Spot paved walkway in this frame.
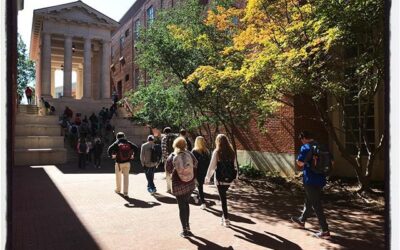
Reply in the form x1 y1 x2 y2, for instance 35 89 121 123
11 160 385 250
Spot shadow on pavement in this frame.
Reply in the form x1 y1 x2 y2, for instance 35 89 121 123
12 167 100 250
228 179 386 249
204 206 255 224
152 193 177 204
186 235 234 250
118 194 161 208
230 225 302 250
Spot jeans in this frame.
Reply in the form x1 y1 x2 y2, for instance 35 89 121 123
197 179 206 204
94 154 101 167
300 185 329 232
78 153 86 168
176 193 191 230
145 167 156 189
217 185 230 219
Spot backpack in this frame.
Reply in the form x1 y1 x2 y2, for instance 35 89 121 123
165 135 177 154
117 142 133 162
78 142 87 153
151 144 162 163
307 142 333 175
173 151 194 182
216 160 237 183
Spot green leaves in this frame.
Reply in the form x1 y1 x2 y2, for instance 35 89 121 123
17 34 35 97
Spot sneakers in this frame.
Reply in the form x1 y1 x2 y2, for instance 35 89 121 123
148 188 157 194
314 231 331 239
200 204 206 210
291 217 305 229
123 193 129 198
192 195 199 204
221 217 230 227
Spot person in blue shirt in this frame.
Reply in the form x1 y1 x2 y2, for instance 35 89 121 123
291 131 331 239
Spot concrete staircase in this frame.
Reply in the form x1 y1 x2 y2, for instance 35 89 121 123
111 117 149 147
14 106 67 166
17 104 39 115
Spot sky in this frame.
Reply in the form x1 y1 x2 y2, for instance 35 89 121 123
18 0 135 88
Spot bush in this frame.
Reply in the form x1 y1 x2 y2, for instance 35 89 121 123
239 164 265 178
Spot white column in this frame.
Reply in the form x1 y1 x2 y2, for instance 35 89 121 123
83 37 92 98
51 68 55 98
41 32 51 97
63 35 73 97
78 69 83 99
101 40 111 99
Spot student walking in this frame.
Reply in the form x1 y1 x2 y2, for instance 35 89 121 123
93 136 104 168
161 127 177 193
291 131 331 238
107 132 138 197
165 137 198 237
25 86 33 104
179 129 192 151
205 134 238 227
140 135 159 194
191 136 211 209
77 137 89 169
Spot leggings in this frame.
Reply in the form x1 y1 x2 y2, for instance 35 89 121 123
176 193 191 230
217 185 230 219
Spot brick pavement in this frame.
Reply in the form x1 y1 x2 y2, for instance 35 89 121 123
11 160 385 250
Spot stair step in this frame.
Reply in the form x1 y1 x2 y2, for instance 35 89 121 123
16 114 59 125
15 124 61 136
14 148 67 166
15 136 64 149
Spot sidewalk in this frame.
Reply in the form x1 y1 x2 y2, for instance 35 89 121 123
11 161 385 250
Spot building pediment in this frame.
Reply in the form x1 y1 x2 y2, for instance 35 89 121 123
34 1 119 28
30 1 119 60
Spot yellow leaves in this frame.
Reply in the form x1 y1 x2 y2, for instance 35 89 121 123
185 66 243 91
205 6 243 31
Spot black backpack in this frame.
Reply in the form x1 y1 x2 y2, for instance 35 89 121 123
216 160 237 183
78 142 87 153
307 142 333 175
165 135 176 155
151 144 162 163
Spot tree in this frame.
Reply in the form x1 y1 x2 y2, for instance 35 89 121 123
188 0 384 191
17 34 35 98
134 0 266 149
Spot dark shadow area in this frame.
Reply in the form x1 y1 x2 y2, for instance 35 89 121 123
227 178 385 249
152 193 177 204
186 235 234 250
204 206 255 224
12 167 100 250
120 194 161 208
230 225 301 250
54 158 145 175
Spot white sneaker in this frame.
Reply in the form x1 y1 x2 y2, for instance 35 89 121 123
221 217 230 227
200 204 206 210
192 194 199 204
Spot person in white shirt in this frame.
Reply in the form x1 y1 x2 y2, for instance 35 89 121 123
205 134 238 227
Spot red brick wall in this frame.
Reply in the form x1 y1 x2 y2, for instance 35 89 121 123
234 98 296 155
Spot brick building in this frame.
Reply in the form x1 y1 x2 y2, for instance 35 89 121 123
111 1 385 180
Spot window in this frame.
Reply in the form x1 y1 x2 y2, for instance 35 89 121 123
134 68 140 88
125 29 130 37
119 35 125 50
344 88 375 155
171 0 174 7
134 19 140 40
146 6 155 26
125 74 130 82
160 0 164 9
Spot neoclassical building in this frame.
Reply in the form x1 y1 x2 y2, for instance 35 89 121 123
30 1 119 114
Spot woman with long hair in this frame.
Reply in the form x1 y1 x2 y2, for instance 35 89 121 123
205 134 238 227
166 137 198 237
191 136 211 209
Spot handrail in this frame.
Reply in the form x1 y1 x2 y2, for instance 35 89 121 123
122 97 134 116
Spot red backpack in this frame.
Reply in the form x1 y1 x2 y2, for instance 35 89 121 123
117 143 133 162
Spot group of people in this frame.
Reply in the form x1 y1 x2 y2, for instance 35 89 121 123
106 126 243 238
105 128 332 239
